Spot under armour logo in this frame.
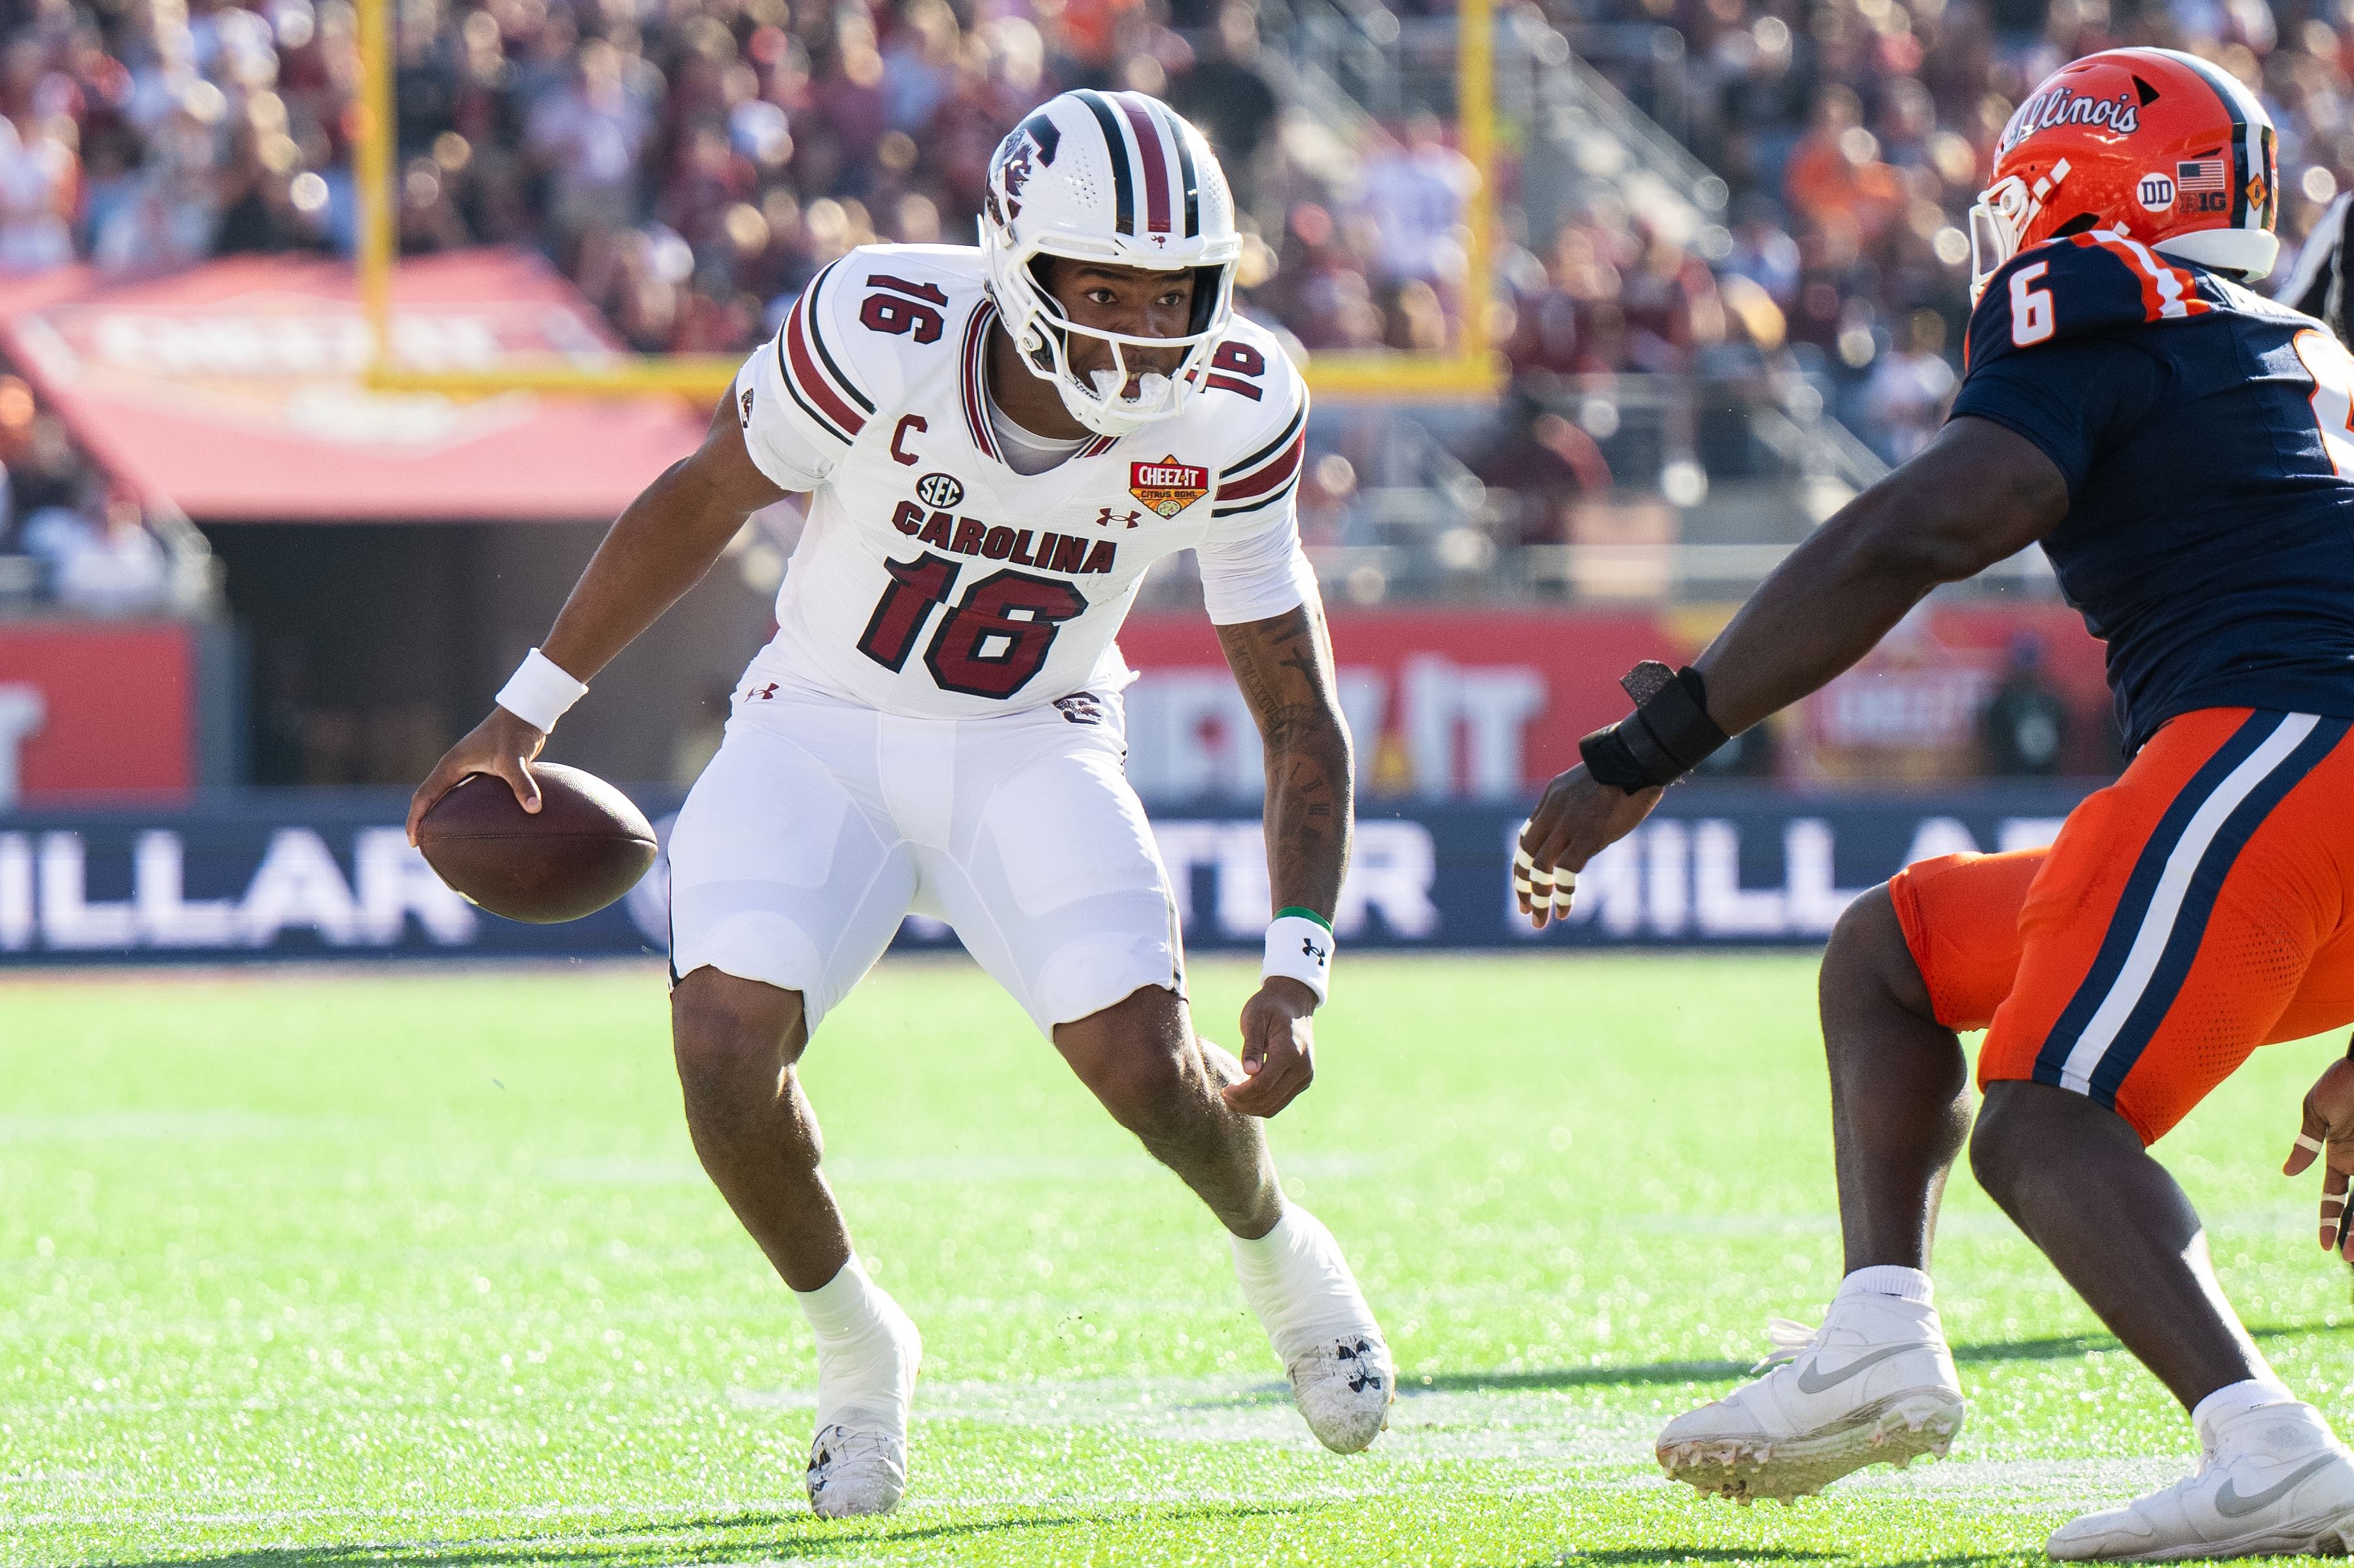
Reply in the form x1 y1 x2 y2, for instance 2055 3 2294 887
1095 506 1143 529
1302 937 1327 966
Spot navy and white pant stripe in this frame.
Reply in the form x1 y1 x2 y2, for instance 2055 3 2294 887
2033 710 2351 1105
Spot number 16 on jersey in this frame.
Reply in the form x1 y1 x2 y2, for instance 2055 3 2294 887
856 553 1089 701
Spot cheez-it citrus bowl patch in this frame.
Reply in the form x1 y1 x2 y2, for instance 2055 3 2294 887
1130 457 1210 518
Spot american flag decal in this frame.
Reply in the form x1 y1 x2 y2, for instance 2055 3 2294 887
2176 159 2228 193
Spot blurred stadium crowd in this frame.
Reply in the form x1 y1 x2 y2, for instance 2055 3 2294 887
1625 0 2346 461
0 0 1410 355
0 0 2338 607
0 370 176 614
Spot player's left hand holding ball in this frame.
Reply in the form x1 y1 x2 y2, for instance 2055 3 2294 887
2285 1054 2354 1257
1515 763 1664 931
1224 977 1318 1118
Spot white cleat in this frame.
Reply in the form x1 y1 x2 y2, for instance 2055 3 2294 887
2047 1401 2354 1562
1657 1295 1965 1505
806 1422 908 1520
803 1295 921 1519
1232 1206 1395 1454
1284 1330 1396 1454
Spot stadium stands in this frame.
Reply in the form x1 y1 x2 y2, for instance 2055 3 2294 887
1578 0 2342 461
0 0 2326 619
0 368 211 614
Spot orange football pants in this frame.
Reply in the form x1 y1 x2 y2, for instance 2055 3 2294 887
1888 707 2354 1143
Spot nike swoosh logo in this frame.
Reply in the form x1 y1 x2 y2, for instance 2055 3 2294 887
1793 1345 1914 1394
2215 1455 2338 1518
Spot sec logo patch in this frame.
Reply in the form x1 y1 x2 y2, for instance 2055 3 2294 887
915 472 966 509
1129 457 1209 518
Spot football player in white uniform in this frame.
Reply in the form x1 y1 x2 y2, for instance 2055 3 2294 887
409 89 1394 1516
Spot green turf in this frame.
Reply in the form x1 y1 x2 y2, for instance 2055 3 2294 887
5 953 2353 1567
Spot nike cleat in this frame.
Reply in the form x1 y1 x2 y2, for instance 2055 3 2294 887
2048 1400 2354 1561
1657 1293 1965 1505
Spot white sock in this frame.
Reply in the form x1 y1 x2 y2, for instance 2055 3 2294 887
2192 1378 2300 1448
1836 1265 1936 1307
796 1256 912 1427
1231 1204 1376 1355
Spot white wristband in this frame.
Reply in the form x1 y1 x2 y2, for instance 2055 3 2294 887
495 647 588 733
1263 907 1333 1004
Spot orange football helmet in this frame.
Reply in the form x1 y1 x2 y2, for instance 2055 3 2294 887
1969 47 2278 302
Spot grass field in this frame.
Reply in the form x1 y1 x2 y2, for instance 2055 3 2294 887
8 953 2354 1567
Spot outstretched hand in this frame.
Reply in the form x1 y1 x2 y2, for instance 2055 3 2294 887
406 706 549 846
1514 763 1664 930
2284 1054 2354 1257
1224 977 1318 1119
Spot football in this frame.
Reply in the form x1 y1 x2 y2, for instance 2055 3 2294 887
417 763 658 924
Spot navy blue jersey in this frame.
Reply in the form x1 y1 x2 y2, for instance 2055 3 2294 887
1949 230 2354 753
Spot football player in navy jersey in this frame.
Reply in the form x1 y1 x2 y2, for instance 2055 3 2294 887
1517 46 2354 1559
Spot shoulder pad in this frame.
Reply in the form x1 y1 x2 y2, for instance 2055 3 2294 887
836 243 989 308
1965 231 2213 373
1208 332 1307 520
773 256 883 441
777 247 987 436
1195 318 1305 430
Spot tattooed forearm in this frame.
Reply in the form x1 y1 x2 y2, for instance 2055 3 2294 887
1217 603 1354 920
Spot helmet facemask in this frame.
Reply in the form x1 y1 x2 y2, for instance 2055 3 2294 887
1969 162 2069 303
987 227 1238 438
977 91 1244 441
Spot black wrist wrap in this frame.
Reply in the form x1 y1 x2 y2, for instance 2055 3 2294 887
1579 725 1648 789
1577 661 1732 793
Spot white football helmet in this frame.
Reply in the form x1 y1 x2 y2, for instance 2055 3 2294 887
980 90 1242 438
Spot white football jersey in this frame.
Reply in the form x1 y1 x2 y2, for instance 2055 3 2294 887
731 243 1312 719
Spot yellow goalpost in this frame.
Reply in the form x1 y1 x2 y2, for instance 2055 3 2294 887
354 0 1498 403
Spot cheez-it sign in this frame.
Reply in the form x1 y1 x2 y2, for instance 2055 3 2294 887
1130 457 1209 518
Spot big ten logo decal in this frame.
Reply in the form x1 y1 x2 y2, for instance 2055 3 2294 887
2175 158 2230 214
860 275 951 344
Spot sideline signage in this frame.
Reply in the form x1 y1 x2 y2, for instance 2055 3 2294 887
0 784 2091 965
